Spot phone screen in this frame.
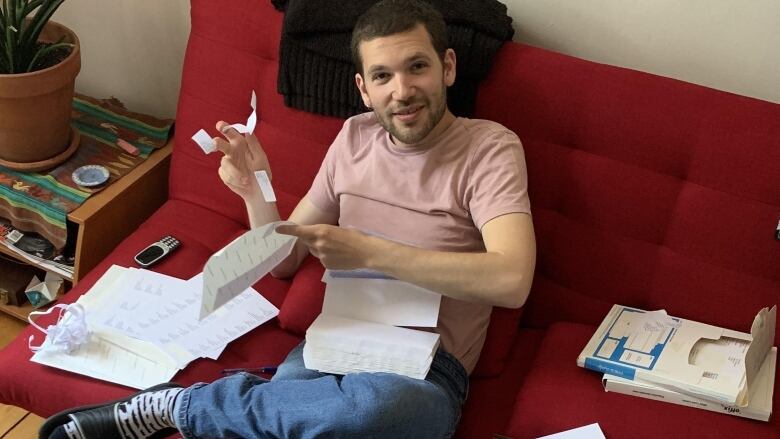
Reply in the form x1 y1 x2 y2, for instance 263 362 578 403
136 245 164 264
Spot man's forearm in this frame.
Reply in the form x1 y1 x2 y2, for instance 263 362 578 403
244 194 304 278
365 238 533 309
244 194 281 229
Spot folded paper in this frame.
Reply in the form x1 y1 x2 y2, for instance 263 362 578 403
201 221 295 319
25 271 63 308
192 91 257 154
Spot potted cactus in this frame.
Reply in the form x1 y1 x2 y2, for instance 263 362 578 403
0 0 81 171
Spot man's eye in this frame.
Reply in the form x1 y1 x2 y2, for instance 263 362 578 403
372 73 389 82
411 63 427 71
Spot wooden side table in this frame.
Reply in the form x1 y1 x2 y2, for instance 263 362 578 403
0 141 173 321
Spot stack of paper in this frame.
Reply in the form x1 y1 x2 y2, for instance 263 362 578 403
31 264 279 388
87 267 279 368
304 314 440 379
303 271 442 379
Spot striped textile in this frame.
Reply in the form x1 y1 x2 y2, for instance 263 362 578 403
0 94 173 250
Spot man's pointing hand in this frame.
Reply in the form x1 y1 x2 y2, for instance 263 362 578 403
275 224 376 270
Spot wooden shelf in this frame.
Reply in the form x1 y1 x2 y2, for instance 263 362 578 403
0 301 39 322
0 243 74 281
67 142 172 284
0 141 173 322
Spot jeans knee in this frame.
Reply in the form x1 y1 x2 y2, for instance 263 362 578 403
340 375 457 438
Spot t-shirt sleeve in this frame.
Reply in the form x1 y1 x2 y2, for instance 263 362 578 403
466 130 531 230
305 128 344 214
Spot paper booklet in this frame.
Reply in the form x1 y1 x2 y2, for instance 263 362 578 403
602 347 776 421
577 304 776 407
303 270 442 380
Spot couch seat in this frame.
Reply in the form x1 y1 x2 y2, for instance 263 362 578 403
505 322 779 438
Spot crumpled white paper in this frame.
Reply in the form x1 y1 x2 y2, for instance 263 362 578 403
28 303 90 354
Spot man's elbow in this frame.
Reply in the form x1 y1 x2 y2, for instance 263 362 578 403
502 281 531 309
497 268 534 309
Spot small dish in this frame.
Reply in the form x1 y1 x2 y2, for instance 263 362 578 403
72 165 109 187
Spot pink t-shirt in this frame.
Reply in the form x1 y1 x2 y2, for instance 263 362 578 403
307 112 531 373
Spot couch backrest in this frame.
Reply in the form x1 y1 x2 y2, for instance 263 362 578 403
175 1 780 337
173 0 344 226
475 44 780 335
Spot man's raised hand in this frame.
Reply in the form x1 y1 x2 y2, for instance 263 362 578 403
214 121 272 200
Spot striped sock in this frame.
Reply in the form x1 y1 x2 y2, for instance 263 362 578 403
55 387 182 439
115 387 182 437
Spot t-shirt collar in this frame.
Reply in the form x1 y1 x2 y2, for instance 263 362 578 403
384 115 461 156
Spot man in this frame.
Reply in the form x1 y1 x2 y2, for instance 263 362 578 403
41 0 535 437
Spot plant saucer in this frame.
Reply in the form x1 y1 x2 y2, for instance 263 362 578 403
72 165 109 187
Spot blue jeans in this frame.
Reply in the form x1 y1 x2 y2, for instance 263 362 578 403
174 341 469 438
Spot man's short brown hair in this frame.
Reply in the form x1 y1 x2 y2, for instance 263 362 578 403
351 0 448 75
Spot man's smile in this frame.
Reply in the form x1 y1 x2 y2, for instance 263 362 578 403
392 104 424 122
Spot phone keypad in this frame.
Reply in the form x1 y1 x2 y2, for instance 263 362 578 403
161 235 180 250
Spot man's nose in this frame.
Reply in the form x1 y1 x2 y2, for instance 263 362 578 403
392 74 416 101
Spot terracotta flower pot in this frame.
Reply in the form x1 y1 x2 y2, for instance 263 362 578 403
0 20 81 172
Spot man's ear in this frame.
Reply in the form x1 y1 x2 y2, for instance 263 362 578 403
355 73 372 108
443 48 456 87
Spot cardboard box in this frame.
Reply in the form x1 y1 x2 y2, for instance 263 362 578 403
602 347 776 421
577 304 776 406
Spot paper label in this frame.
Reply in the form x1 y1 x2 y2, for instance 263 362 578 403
200 221 295 319
254 170 276 202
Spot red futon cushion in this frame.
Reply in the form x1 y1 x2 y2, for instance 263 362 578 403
506 322 780 439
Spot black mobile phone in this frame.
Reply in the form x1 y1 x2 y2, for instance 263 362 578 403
134 235 180 268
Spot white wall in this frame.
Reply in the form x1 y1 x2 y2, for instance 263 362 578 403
52 0 779 119
504 0 780 104
53 0 190 118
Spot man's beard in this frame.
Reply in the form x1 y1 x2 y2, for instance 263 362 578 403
376 83 447 145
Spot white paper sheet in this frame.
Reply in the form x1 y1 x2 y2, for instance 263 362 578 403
89 268 191 339
610 309 678 353
536 423 606 439
91 268 279 367
30 263 281 387
201 221 295 319
181 273 278 363
321 271 441 327
31 328 178 390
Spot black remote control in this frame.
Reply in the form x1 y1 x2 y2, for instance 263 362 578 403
134 235 180 268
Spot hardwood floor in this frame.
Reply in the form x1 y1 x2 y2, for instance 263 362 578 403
0 312 44 437
0 311 25 350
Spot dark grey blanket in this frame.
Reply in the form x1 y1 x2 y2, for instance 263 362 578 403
274 0 514 118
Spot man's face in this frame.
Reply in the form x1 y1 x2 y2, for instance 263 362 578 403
355 24 456 147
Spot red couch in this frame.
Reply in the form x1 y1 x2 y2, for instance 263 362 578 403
1 1 778 437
